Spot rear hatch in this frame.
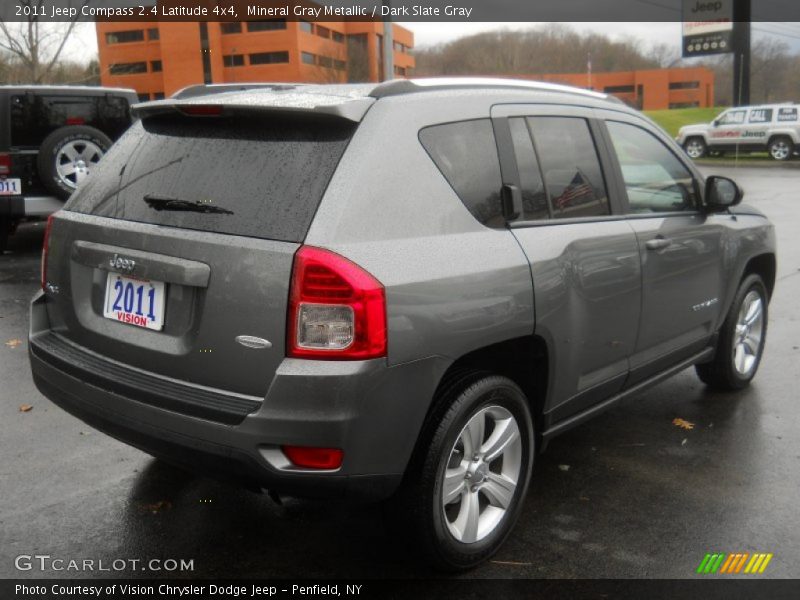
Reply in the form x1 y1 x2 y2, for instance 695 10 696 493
42 105 358 400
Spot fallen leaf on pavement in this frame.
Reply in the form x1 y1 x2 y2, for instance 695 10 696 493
673 418 695 430
5 339 22 349
19 404 33 412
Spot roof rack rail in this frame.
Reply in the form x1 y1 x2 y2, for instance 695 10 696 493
370 77 611 101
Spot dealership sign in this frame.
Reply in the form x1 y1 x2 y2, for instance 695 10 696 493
682 0 733 57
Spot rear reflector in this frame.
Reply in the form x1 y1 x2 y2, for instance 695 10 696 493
41 214 55 291
282 446 343 470
287 246 387 360
0 153 10 176
178 105 223 117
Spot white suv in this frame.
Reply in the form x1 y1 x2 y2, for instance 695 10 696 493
676 104 800 161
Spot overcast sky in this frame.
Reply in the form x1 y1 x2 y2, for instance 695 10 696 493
63 21 797 65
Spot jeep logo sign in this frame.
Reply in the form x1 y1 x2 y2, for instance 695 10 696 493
682 0 733 58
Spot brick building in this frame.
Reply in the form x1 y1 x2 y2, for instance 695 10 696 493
96 20 415 100
517 67 715 110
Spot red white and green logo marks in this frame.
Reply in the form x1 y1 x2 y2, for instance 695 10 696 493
697 552 773 575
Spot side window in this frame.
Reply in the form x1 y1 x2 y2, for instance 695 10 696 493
719 110 746 125
527 116 609 219
508 118 549 220
606 121 697 214
748 108 773 123
419 119 503 228
777 107 798 122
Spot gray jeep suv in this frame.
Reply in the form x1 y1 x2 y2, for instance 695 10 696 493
28 78 776 570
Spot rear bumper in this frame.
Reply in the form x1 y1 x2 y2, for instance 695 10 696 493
0 195 25 219
29 292 447 501
0 195 61 219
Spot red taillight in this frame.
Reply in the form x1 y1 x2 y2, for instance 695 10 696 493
41 214 55 291
282 446 343 470
287 246 387 360
0 153 11 176
179 105 223 116
65 117 85 125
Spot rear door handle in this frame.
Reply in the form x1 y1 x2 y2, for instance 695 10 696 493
645 237 672 251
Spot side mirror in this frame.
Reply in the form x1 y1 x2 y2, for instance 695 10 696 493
712 119 720 127
705 176 742 211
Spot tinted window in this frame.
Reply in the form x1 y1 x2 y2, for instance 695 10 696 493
223 54 245 67
10 94 131 147
748 108 773 123
65 115 355 243
508 118 549 220
147 28 159 40
110 62 147 75
250 51 289 65
150 60 162 72
419 120 503 228
527 117 609 219
105 30 144 44
777 107 798 122
220 22 242 34
301 52 316 65
607 121 697 214
299 20 313 33
719 110 746 125
247 19 286 32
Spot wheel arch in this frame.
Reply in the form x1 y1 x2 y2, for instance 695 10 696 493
743 252 776 300
406 336 550 473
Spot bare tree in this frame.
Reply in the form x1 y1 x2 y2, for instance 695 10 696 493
749 37 791 103
0 0 88 83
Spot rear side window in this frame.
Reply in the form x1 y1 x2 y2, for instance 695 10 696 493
66 114 355 243
419 119 503 228
748 108 773 123
527 117 609 219
777 107 798 122
10 94 131 147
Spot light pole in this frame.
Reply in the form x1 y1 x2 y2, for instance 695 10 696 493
382 1 394 81
732 0 751 106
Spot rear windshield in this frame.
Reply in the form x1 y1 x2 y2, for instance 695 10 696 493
66 113 355 242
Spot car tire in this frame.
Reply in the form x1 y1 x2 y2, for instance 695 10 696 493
683 137 707 159
768 136 793 161
696 274 768 391
37 125 112 200
389 372 534 571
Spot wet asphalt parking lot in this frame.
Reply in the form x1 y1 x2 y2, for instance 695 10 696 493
1 166 799 580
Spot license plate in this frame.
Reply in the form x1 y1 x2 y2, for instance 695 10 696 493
0 178 21 195
103 273 166 331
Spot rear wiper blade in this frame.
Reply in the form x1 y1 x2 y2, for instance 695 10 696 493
143 194 234 215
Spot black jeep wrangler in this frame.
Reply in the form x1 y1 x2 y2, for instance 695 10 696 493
0 86 138 253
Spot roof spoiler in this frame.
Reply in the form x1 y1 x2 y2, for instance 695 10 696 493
131 97 374 123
